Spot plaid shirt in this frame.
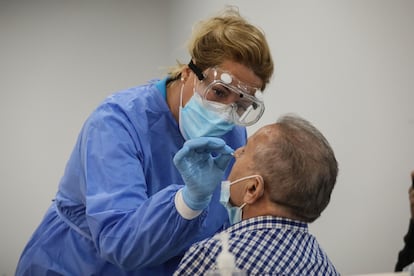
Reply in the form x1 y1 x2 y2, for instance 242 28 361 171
174 216 339 276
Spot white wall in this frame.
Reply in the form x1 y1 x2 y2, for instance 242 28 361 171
1 1 414 275
0 1 170 275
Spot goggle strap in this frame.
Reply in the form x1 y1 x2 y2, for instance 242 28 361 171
188 60 205 81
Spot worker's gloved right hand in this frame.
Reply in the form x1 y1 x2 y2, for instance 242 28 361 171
173 137 234 210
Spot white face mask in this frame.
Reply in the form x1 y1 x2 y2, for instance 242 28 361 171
219 175 261 225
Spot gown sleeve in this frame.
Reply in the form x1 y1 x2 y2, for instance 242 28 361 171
80 102 208 270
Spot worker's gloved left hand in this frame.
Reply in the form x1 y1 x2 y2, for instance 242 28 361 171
173 137 234 210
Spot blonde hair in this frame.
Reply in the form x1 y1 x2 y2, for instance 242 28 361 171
169 7 274 90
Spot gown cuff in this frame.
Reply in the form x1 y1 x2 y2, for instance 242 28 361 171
175 189 203 220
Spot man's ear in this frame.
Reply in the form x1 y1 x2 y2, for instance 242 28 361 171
243 175 264 204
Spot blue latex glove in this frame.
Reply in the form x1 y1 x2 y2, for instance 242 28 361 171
173 137 234 210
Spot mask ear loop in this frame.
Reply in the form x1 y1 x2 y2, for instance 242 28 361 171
230 174 262 186
193 77 197 96
179 80 185 109
178 82 189 141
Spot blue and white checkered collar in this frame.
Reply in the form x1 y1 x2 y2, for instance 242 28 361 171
227 215 309 234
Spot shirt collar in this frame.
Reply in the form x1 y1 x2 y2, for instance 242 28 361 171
228 216 309 234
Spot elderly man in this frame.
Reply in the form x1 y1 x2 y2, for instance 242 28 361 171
174 114 339 275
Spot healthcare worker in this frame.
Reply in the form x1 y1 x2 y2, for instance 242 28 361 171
16 7 274 276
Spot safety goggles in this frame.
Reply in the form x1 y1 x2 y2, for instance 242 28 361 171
189 61 265 126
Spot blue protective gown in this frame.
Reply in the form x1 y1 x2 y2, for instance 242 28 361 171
16 78 247 275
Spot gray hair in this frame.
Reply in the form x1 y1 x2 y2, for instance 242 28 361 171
253 114 338 222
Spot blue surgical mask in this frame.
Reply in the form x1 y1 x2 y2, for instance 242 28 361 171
220 175 261 225
178 85 234 140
